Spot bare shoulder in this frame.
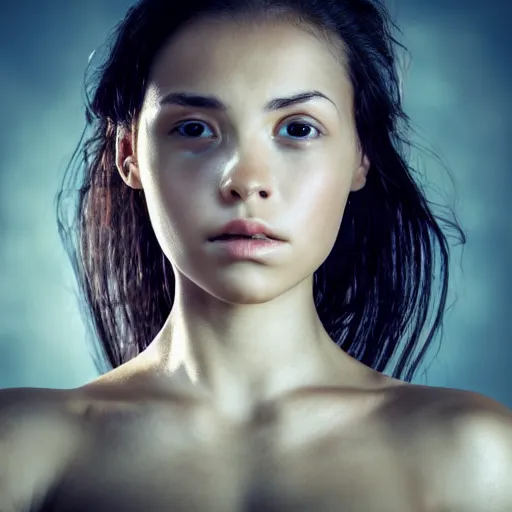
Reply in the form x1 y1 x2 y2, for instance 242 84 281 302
0 385 83 436
392 383 512 512
0 386 84 511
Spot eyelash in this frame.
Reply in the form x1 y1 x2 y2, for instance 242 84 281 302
168 118 323 141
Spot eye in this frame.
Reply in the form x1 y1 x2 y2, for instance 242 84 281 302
168 118 323 141
276 119 322 140
168 120 215 139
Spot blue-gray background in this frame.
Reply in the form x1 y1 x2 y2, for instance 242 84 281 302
0 0 510 407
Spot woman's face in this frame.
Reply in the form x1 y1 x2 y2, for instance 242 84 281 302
130 18 369 304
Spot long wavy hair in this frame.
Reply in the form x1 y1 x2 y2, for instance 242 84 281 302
55 0 466 383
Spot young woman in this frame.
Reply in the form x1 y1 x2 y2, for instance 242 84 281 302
1 0 511 510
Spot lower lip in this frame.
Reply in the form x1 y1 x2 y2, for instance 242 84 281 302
209 238 285 259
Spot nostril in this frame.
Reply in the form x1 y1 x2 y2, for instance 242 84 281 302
259 191 269 198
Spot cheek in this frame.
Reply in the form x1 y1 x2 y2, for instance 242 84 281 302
149 176 208 238
137 129 205 258
290 165 348 241
139 164 212 262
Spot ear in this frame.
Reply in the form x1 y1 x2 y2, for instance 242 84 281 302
115 124 143 190
351 154 370 192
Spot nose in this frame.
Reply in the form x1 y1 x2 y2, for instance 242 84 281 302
219 163 273 203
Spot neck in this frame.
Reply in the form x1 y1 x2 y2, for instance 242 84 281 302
143 274 376 420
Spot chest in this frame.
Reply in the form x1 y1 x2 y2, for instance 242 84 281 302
41 408 428 512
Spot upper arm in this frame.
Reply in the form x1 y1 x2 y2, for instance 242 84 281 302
0 388 79 511
432 392 512 512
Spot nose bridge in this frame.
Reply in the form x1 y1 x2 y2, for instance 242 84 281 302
219 140 274 201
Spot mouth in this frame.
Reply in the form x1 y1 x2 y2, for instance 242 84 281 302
209 233 276 242
208 218 286 244
207 231 284 259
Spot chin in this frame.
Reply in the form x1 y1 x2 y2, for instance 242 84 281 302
205 278 291 305
175 257 317 305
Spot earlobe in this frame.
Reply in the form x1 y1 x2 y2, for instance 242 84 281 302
121 157 143 190
115 126 143 190
351 155 371 192
362 155 370 175
361 154 370 180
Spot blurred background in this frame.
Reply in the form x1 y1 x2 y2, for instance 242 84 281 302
0 0 510 407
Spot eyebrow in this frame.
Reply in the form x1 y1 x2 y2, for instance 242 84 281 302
158 90 338 112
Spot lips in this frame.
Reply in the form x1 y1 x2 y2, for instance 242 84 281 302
212 233 273 241
208 219 284 242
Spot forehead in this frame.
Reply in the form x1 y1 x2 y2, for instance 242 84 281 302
145 18 353 109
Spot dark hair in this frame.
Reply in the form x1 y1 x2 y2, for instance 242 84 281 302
55 0 466 383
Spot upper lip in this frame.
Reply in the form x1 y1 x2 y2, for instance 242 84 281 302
208 219 285 241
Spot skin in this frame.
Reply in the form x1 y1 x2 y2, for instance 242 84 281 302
113 17 393 423
2 16 512 512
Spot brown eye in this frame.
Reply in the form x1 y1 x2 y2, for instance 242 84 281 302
169 120 214 138
277 119 322 140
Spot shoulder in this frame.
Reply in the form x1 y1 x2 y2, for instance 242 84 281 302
0 387 85 510
443 390 512 511
0 385 84 430
402 385 512 512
